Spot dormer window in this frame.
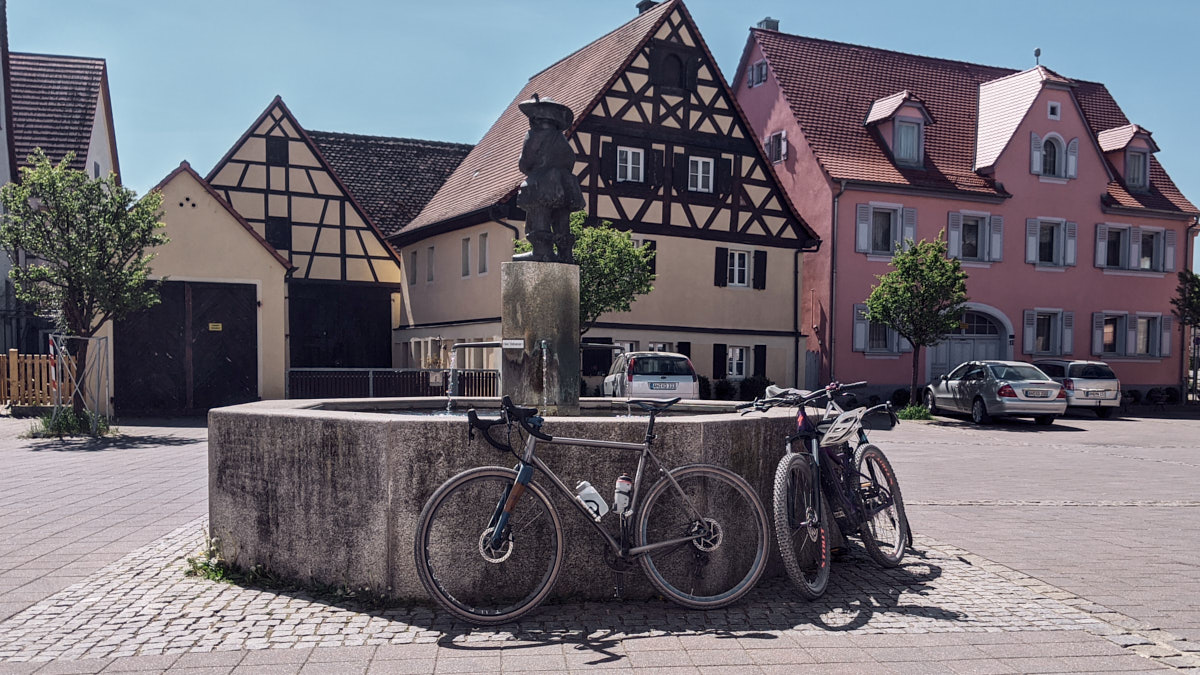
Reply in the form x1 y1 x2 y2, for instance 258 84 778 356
1127 150 1149 191
864 90 933 170
1047 102 1061 120
894 121 921 165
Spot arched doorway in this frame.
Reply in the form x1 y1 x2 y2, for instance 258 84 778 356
928 310 1005 380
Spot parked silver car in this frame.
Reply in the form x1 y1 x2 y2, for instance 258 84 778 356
925 360 1066 425
603 351 699 400
1032 359 1121 419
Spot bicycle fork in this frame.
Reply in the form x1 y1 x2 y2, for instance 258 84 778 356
487 462 534 549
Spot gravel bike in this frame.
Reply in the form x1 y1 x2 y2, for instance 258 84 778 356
414 395 770 625
739 381 910 599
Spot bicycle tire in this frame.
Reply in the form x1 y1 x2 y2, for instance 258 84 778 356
414 466 564 625
636 464 769 609
773 452 830 599
853 444 908 568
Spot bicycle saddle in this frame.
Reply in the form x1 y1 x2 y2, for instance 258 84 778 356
629 397 681 413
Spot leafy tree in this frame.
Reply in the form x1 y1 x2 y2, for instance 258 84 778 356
0 150 168 412
1171 269 1200 329
515 211 655 335
865 235 968 402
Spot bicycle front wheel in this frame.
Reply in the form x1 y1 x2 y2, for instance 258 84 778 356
854 444 908 567
636 464 769 609
414 466 564 625
773 452 830 599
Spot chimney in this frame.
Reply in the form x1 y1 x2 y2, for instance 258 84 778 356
636 0 659 14
756 17 780 31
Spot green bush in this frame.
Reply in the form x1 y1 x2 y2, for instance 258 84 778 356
738 376 772 401
713 378 736 400
33 408 111 437
896 405 931 421
697 375 711 400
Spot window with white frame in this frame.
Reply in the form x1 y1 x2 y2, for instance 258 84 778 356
1031 133 1077 179
1034 312 1058 354
727 346 747 378
765 131 786 163
747 60 767 88
1096 223 1173 273
1092 311 1171 358
617 146 644 183
1102 315 1124 354
1047 101 1061 120
1127 150 1149 191
461 238 471 277
426 246 435 282
648 342 671 352
894 120 921 165
408 250 418 285
1042 136 1062 176
853 303 909 354
478 233 488 274
688 156 713 193
727 249 749 287
615 340 638 355
1106 228 1126 268
1027 219 1076 267
867 321 890 352
961 215 985 260
1023 309 1071 356
1038 222 1058 264
1139 230 1162 270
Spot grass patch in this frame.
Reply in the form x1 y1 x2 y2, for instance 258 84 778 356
28 408 112 438
896 405 932 421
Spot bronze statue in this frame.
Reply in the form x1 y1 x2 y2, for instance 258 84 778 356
514 95 585 264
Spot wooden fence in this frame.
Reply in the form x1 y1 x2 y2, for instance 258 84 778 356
0 349 76 407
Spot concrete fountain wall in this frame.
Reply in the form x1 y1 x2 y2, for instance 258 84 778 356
208 397 794 602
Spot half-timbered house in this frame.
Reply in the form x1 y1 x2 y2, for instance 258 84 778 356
394 0 820 388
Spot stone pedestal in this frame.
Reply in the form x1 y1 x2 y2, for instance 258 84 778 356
501 261 580 415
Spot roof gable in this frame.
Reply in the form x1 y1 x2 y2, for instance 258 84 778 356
206 98 405 284
865 91 933 126
975 66 1074 172
8 53 106 172
1097 124 1158 153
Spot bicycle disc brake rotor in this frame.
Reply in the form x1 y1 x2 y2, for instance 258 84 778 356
803 505 820 542
478 527 514 563
690 517 723 552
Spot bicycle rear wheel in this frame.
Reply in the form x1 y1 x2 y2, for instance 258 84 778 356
854 444 908 567
773 452 830 599
414 466 563 625
636 464 769 609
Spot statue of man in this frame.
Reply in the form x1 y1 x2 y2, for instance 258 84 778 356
515 95 585 263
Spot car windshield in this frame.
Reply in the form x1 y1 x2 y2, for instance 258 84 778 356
987 364 1047 381
1068 363 1116 379
631 357 693 376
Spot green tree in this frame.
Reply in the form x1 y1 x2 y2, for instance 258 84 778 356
1171 269 1200 329
865 235 969 402
0 150 168 412
515 211 655 334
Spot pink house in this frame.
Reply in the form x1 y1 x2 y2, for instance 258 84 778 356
734 21 1198 398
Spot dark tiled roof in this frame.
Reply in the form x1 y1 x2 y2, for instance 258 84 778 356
752 31 1197 214
307 131 472 237
8 53 105 172
405 0 676 233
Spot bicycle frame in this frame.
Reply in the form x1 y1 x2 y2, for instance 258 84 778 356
487 426 706 560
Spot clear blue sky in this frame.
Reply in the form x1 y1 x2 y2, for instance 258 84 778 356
12 0 1199 257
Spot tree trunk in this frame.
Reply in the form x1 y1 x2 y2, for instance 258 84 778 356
910 345 921 407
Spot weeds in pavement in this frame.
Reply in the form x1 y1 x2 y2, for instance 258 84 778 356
896 405 932 421
28 408 112 438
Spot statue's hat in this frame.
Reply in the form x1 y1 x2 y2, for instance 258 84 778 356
518 94 574 130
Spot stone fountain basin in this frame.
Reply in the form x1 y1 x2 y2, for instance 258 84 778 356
208 397 794 603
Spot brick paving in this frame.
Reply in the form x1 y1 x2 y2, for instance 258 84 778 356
0 411 1197 672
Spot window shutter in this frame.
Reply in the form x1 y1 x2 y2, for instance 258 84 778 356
1126 320 1139 357
947 212 963 258
713 343 727 380
672 153 688 193
1022 310 1036 355
676 341 690 357
1030 133 1043 175
855 204 871 253
1064 222 1077 266
780 130 788 160
901 208 917 251
601 142 617 184
1061 312 1074 355
852 304 868 352
752 250 767 289
646 149 664 187
1092 313 1104 355
713 247 728 287
685 56 699 91
1025 219 1039 264
645 239 657 275
989 215 1004 261
1129 226 1141 267
753 344 767 378
1095 223 1109 267
717 157 733 196
1161 316 1173 357
1165 229 1177 272
1066 138 1079 178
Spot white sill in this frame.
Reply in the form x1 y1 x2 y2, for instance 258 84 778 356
865 353 901 359
866 254 894 262
959 260 993 269
1101 268 1166 279
1033 265 1066 272
1038 176 1069 184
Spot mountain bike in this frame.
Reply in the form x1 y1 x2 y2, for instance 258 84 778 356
739 381 910 599
414 395 770 625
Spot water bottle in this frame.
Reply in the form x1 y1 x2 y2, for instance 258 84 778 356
575 481 609 521
613 474 633 516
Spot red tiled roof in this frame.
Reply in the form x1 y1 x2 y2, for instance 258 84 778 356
752 31 1197 214
405 0 676 233
308 131 472 238
1096 123 1157 153
8 53 105 172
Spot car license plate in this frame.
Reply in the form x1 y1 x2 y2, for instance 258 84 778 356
650 382 677 390
1026 390 1049 398
1085 390 1103 398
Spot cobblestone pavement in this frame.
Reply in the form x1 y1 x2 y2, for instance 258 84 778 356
0 412 1197 673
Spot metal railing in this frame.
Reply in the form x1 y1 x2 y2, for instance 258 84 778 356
287 368 499 399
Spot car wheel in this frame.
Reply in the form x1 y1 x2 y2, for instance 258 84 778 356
925 388 938 415
1034 415 1055 426
1096 407 1114 420
971 398 991 425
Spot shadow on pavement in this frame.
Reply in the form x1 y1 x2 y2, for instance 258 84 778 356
926 415 1086 433
29 433 204 452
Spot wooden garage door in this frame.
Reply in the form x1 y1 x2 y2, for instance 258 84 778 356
114 281 258 414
